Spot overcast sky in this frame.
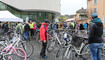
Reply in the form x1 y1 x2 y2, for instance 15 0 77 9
61 0 87 15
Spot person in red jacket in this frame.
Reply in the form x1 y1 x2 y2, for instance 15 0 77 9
40 19 49 58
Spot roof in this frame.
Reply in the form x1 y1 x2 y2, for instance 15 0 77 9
76 8 88 13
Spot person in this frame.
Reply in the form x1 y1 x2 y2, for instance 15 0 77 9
2 22 9 33
29 20 35 39
52 22 57 30
79 23 84 30
75 23 79 34
24 21 30 41
37 22 41 29
40 19 49 58
64 22 67 29
83 22 87 30
16 22 23 34
88 13 103 60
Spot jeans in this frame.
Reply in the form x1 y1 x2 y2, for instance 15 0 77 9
89 43 103 60
24 31 30 40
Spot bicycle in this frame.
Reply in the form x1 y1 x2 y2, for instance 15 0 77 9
0 30 34 58
0 32 27 60
18 33 34 58
47 30 63 54
62 35 90 60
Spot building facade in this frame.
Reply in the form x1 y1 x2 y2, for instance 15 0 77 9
0 0 61 23
76 8 88 24
88 0 105 24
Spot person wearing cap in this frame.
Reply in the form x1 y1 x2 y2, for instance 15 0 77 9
88 13 103 60
40 19 49 58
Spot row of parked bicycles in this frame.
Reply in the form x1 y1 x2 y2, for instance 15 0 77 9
0 28 105 60
0 29 34 60
46 29 105 60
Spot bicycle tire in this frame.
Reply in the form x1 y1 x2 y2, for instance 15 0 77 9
80 43 90 60
0 48 26 60
47 40 56 53
13 48 26 60
18 41 34 58
56 47 63 58
101 43 105 56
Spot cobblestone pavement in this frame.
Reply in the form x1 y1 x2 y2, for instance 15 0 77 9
24 39 105 60
16 28 105 60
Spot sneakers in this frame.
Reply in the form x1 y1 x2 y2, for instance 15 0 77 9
41 56 48 59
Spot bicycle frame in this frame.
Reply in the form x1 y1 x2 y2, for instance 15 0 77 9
53 30 62 45
73 42 86 55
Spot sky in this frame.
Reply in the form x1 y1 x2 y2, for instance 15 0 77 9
61 0 87 15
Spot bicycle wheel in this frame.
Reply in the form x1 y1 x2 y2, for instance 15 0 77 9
56 46 64 58
12 48 26 60
18 41 34 58
80 44 90 60
47 40 56 53
101 43 105 56
0 49 25 60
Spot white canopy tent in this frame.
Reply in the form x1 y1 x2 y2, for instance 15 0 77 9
0 10 23 22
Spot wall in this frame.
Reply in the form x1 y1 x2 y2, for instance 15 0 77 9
0 0 60 15
88 0 105 23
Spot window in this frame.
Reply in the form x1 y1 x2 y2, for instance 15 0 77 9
93 8 98 13
103 17 105 24
93 0 98 5
0 2 6 10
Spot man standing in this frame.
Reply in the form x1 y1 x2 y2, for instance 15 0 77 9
88 13 103 60
40 19 49 58
29 20 34 39
24 21 30 41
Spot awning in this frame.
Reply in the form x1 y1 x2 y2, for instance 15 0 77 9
0 10 23 22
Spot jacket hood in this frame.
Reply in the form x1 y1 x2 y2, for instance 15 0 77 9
91 18 101 23
42 22 48 26
92 18 103 27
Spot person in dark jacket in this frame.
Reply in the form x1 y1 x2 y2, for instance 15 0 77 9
2 22 9 33
24 22 30 40
80 23 84 30
88 13 103 60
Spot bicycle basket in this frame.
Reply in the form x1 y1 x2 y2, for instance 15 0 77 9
71 35 84 47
